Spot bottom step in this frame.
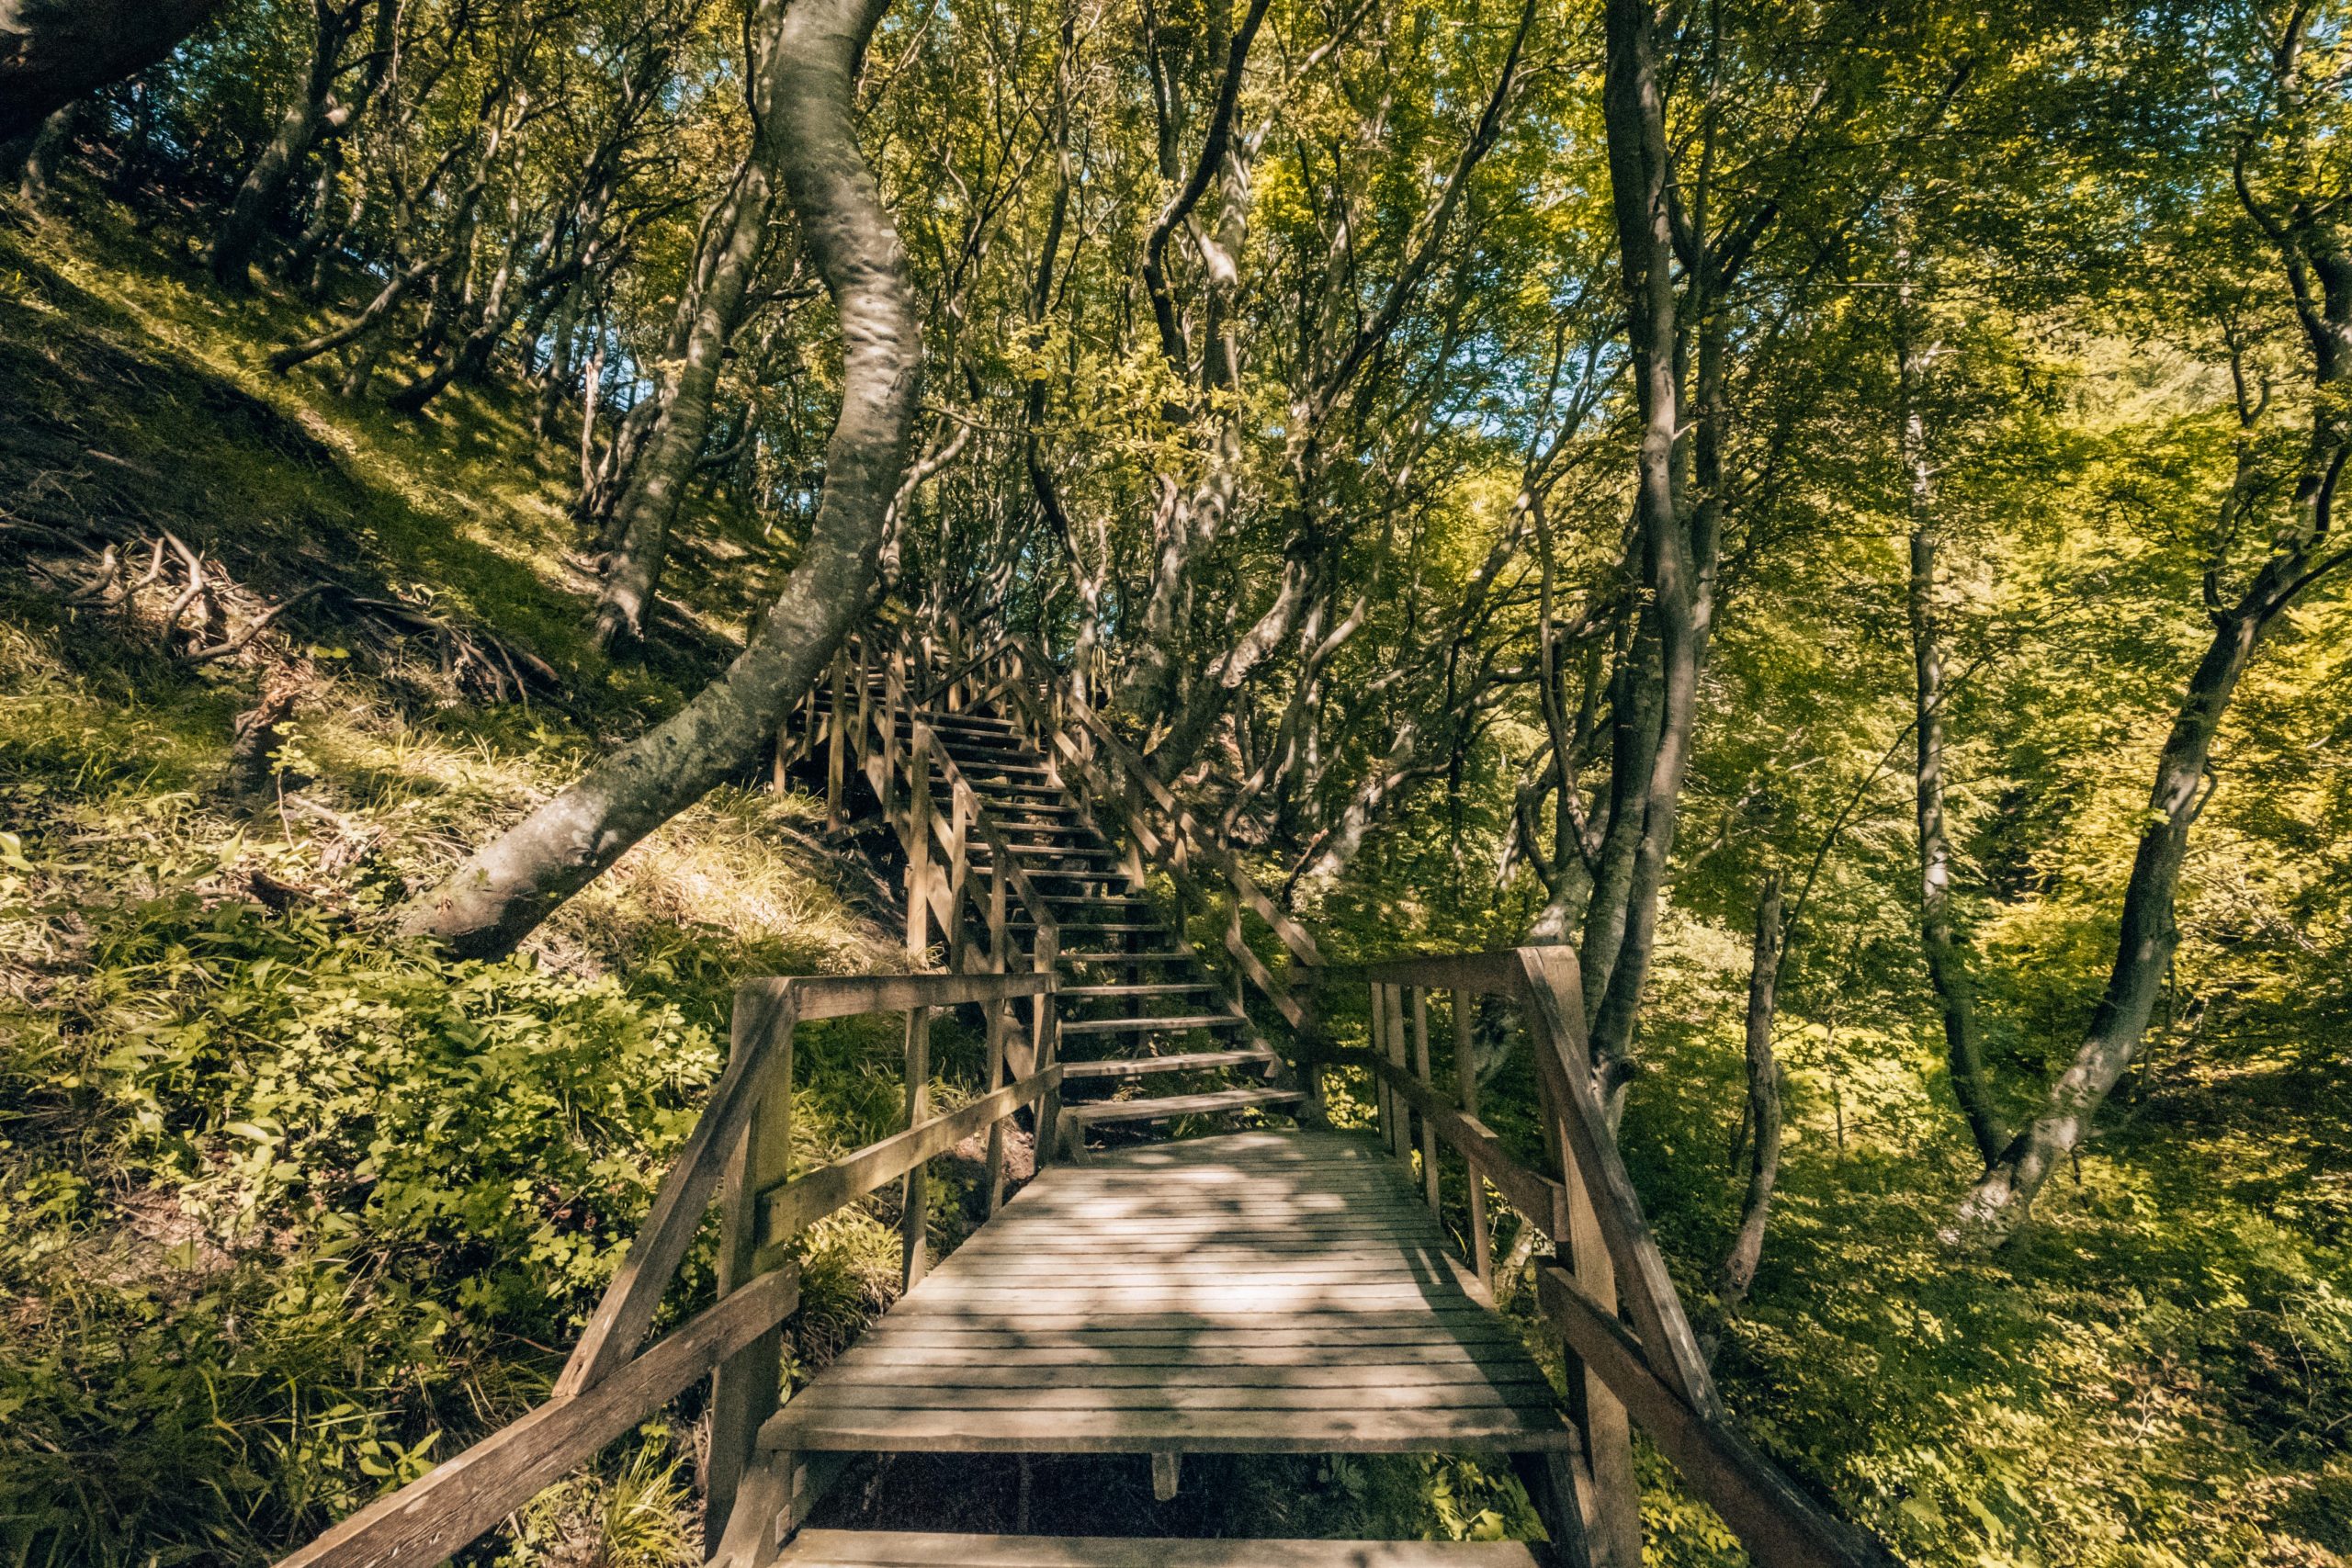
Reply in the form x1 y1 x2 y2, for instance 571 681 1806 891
1064 1086 1305 1125
777 1531 1541 1567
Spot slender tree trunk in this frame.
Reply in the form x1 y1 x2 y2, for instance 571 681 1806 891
1951 562 2324 1236
1718 873 1782 1316
402 0 918 957
1586 0 1698 1095
593 161 776 647
1899 314 2003 1165
0 0 226 142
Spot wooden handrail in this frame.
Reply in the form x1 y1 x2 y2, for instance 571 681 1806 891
277 967 1059 1568
1325 946 1897 1568
1537 1268 1897 1568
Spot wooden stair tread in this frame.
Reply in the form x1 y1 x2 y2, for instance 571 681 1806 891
1062 1050 1274 1078
776 1532 1542 1567
1065 1087 1306 1124
1061 1013 1248 1036
1059 951 1193 963
1059 982 1215 997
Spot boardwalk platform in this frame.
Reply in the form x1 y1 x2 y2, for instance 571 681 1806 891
761 1130 1571 1456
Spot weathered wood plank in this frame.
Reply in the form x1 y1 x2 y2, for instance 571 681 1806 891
737 969 1053 1023
807 1360 1555 1389
763 1406 1571 1454
1336 951 1530 996
780 1382 1555 1414
278 1265 799 1568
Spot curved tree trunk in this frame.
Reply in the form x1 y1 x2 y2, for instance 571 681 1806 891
402 0 919 958
1956 30 2352 1239
0 0 226 143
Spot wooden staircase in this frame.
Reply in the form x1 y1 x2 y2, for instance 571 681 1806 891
786 626 1317 1151
279 626 1901 1568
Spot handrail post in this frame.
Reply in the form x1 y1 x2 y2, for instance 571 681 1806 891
1383 984 1412 1180
983 990 1010 1215
1033 930 1062 1163
905 724 933 961
901 1004 932 1288
1409 986 1439 1215
1456 992 1493 1292
706 994 798 1556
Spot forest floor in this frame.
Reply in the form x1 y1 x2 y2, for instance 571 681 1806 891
2 202 2348 1568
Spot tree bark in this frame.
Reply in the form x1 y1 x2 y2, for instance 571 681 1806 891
1586 0 1700 1091
1718 873 1781 1317
8 99 69 205
0 0 226 142
401 0 918 957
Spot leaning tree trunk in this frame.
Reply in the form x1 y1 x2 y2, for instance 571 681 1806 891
1955 61 2352 1240
402 0 918 958
593 161 777 648
1950 551 2328 1239
0 0 226 142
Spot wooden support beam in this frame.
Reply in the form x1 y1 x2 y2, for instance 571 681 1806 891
1455 995 1493 1293
1152 1450 1182 1503
708 1009 797 1553
1410 987 1439 1215
559 985 798 1397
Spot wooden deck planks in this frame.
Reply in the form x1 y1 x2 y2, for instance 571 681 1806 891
762 1130 1569 1456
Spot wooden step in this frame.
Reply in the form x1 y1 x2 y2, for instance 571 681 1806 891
1043 894 1154 907
1059 951 1193 964
1065 1087 1306 1125
777 1532 1542 1566
1061 982 1216 998
1062 1013 1248 1036
1012 921 1163 934
945 761 1048 780
1061 1049 1274 1079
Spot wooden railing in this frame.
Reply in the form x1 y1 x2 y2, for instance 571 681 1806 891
779 630 1067 1009
777 617 1318 1063
899 623 1324 1045
278 968 1059 1568
1318 948 1896 1568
